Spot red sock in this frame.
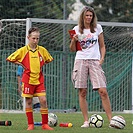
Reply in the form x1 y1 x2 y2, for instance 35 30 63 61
26 108 34 125
40 108 48 125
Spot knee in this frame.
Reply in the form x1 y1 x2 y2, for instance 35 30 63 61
39 97 47 105
98 89 108 99
79 89 87 98
26 98 32 106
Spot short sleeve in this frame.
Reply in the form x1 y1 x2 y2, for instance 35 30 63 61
6 48 24 63
97 24 103 35
39 46 53 63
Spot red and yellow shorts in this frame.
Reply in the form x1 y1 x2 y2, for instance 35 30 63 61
21 82 46 98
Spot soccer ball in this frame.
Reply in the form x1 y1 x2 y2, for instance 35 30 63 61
89 114 104 128
48 113 58 127
110 115 126 129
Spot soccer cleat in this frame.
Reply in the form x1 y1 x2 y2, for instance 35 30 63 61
81 121 89 128
42 124 54 130
27 124 34 130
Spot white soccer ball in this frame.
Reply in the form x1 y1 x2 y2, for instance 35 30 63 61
48 113 58 127
110 115 126 129
89 114 104 128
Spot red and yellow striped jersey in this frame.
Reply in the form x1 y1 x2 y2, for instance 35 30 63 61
6 45 53 85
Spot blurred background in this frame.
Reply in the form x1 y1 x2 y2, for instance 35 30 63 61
0 0 132 22
0 0 133 112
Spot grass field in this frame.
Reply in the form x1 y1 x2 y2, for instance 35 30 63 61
0 112 133 133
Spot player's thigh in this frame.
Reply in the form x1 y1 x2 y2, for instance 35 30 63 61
21 83 35 97
34 83 46 97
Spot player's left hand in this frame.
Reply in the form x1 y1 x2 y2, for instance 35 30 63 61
99 59 104 65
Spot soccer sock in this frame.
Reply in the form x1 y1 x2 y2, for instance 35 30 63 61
26 108 34 125
40 108 48 125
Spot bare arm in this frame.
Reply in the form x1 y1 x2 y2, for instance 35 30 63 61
69 34 78 52
14 61 22 65
98 32 106 65
15 62 26 70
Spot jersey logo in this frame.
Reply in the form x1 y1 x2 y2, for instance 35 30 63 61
40 56 43 62
78 34 97 49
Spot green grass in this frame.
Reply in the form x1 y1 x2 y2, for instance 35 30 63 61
0 112 133 133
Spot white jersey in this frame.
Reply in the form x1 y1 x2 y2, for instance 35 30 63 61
73 24 103 60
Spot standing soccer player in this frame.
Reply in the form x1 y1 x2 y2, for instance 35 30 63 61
6 27 53 130
70 6 112 127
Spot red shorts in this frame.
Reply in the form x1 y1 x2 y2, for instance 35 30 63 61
21 82 46 98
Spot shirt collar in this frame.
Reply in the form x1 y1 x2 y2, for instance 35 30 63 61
27 44 39 52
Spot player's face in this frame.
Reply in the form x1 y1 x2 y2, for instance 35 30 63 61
84 11 93 25
28 32 40 45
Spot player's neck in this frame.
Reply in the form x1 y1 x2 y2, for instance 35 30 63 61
29 43 37 50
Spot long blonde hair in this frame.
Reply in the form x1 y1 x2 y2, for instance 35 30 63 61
78 6 97 34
